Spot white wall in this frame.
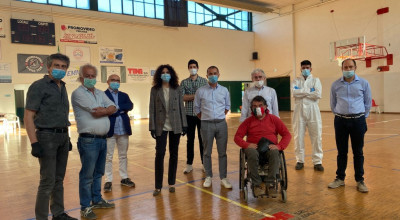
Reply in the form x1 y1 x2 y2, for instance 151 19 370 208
0 0 255 118
253 0 400 112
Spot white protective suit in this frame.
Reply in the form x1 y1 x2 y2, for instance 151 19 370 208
292 74 323 165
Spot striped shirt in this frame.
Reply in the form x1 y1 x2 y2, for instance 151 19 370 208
180 76 208 116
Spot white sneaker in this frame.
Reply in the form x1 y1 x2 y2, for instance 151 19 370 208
183 164 193 174
203 177 212 188
221 178 232 189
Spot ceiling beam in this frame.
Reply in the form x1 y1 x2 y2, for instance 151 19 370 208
195 0 274 13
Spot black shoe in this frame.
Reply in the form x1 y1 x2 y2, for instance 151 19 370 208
314 164 324 171
92 198 115 209
295 162 304 170
53 213 78 220
153 189 161 196
121 178 135 187
104 182 112 193
169 187 175 193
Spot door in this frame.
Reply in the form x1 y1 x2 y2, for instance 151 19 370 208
267 77 291 111
14 90 24 123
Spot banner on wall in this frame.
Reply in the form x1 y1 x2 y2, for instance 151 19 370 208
17 54 49 74
66 46 91 63
64 63 83 84
60 24 97 44
0 18 5 38
100 66 126 83
99 47 124 64
0 63 11 83
126 67 152 83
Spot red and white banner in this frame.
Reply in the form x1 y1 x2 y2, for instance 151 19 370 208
66 46 91 63
60 24 97 44
126 67 151 83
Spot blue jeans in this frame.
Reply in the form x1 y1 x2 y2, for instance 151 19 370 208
77 137 107 210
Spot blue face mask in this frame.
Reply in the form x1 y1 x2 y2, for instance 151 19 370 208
161 73 171 82
84 78 97 88
301 69 310 77
110 82 120 90
52 69 66 80
343 70 355 78
208 75 218 84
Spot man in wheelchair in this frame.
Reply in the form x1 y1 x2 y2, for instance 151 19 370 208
234 96 291 197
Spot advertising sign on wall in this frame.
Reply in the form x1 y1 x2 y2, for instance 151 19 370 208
0 17 5 38
17 54 49 74
126 67 151 83
60 24 97 44
0 63 11 83
99 47 124 64
66 46 91 63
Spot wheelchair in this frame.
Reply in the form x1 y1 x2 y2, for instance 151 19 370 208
239 149 288 202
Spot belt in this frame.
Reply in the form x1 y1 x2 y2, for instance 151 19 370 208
37 127 68 133
335 113 365 119
202 119 225 123
79 133 107 139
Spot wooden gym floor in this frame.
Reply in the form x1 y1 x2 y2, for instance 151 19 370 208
0 112 400 220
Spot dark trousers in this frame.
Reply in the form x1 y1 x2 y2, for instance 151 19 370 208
334 116 367 182
186 115 204 165
155 131 181 189
35 131 69 220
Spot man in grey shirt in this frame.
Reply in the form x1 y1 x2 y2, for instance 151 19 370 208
25 53 77 220
72 64 116 220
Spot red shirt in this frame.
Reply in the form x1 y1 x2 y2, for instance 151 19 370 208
234 113 291 150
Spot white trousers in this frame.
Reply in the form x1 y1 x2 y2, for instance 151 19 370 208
293 119 323 165
105 135 129 182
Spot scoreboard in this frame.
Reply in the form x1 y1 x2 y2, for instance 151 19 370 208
11 19 55 46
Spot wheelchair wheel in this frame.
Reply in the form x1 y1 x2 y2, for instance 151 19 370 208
243 185 249 202
281 190 287 203
279 151 288 190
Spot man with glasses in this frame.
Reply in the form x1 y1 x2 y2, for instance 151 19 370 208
240 69 279 122
103 74 135 192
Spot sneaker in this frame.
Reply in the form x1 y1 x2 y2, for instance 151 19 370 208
153 189 161 196
80 207 96 220
53 213 77 220
314 164 324 171
169 186 175 193
121 178 135 187
268 183 277 198
295 162 304 170
357 181 369 193
203 176 212 188
328 179 345 188
253 183 265 197
92 198 115 209
221 178 232 189
183 164 193 174
104 182 112 193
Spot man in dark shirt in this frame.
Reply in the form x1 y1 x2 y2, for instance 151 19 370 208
25 53 77 220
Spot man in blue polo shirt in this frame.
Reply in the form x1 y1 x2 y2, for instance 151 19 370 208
328 59 371 193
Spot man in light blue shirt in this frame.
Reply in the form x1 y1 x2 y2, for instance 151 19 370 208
104 74 135 193
72 64 117 219
194 66 232 189
328 59 371 193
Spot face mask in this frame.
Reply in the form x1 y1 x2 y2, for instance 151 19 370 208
255 80 264 88
84 78 97 88
161 73 171 82
302 69 310 77
110 82 120 90
343 70 355 78
252 107 265 117
51 69 66 80
208 75 218 84
189 68 198 76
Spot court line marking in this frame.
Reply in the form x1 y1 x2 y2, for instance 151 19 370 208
131 162 274 218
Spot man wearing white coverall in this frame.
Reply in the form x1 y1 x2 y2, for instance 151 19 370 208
292 60 324 171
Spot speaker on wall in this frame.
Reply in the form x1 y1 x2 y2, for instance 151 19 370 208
252 52 258 60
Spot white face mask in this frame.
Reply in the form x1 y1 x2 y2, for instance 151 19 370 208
255 80 264 88
189 68 198 75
